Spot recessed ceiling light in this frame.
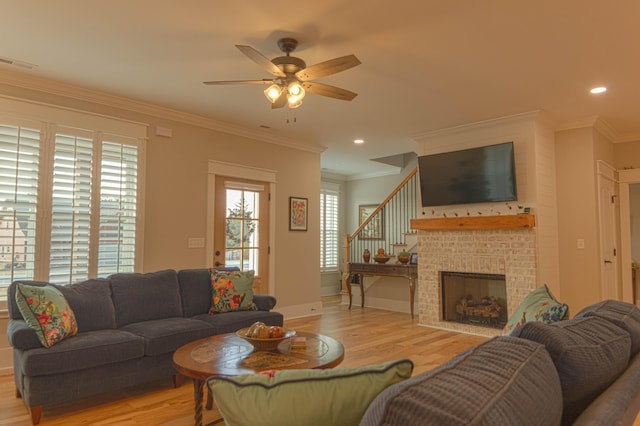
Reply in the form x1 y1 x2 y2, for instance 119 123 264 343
590 86 607 94
354 139 364 144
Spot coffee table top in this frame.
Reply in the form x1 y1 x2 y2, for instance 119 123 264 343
173 331 344 381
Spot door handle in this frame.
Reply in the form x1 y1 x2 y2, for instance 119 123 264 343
604 260 613 264
215 261 223 267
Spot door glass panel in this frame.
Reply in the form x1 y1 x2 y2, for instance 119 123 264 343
225 188 260 274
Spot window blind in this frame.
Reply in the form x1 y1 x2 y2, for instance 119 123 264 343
0 122 40 298
320 183 339 272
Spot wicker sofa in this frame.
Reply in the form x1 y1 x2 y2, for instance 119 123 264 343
6 268 283 425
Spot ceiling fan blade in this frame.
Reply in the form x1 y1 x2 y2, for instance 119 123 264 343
302 82 358 101
271 93 287 109
203 79 274 85
236 45 286 78
295 54 361 81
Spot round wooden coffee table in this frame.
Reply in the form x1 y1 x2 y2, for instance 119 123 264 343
173 331 344 426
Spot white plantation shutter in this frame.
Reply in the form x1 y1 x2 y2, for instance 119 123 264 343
0 99 146 302
0 121 40 297
320 183 339 272
49 131 94 283
98 141 138 276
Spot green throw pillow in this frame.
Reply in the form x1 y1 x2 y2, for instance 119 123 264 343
210 269 258 314
207 359 414 426
15 283 78 347
501 284 568 336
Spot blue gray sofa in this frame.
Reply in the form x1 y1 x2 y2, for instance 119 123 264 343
360 299 640 426
6 268 283 425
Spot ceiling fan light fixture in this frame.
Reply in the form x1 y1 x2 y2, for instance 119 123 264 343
264 84 282 103
287 96 303 109
286 81 305 108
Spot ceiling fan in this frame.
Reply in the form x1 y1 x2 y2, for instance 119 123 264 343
203 37 361 109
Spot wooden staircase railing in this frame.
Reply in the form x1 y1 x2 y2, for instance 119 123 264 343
341 166 419 294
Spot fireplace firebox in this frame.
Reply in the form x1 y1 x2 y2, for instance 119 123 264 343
441 271 508 329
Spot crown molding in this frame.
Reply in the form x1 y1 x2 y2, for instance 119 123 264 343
412 111 542 141
0 68 325 154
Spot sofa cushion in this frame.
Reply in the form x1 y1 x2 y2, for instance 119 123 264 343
210 269 257 314
208 359 413 426
576 299 640 357
512 316 631 424
177 268 212 317
192 309 283 334
110 269 183 327
15 283 78 347
20 329 144 377
502 284 568 336
360 336 563 426
57 278 116 332
120 317 215 356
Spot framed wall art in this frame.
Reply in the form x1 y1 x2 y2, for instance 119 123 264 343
289 196 308 231
359 204 383 239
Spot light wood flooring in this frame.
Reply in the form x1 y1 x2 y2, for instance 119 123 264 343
0 298 491 425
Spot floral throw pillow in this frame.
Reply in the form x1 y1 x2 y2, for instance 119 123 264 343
15 283 78 347
209 270 258 314
501 284 569 336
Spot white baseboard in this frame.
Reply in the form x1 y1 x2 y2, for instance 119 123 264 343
279 301 324 320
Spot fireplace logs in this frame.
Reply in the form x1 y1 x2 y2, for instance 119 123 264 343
455 295 506 328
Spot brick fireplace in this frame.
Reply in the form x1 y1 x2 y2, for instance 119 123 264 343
411 215 537 336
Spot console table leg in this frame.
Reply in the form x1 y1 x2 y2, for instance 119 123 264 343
409 278 416 319
360 274 365 308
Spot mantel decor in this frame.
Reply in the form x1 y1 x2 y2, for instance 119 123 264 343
289 197 308 231
359 204 383 239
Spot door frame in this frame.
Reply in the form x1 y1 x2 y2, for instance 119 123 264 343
207 160 277 295
619 168 640 303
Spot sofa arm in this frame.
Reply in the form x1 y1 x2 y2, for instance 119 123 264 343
253 295 276 311
7 319 42 350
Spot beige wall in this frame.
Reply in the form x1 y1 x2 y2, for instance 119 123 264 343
614 141 640 170
554 127 617 314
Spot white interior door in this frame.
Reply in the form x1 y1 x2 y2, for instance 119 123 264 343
597 161 619 300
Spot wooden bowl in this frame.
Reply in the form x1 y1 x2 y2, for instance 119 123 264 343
373 255 391 264
236 328 296 351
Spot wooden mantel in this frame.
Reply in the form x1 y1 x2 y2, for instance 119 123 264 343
410 214 535 231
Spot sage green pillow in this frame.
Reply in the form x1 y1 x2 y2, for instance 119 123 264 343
207 359 414 426
15 283 78 347
501 284 569 336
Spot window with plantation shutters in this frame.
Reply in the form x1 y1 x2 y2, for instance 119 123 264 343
0 99 145 303
49 131 94 283
320 182 339 272
0 121 40 300
98 141 138 276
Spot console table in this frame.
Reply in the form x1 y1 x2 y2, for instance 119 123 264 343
347 262 418 319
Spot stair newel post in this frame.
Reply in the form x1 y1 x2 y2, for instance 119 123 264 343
341 234 352 295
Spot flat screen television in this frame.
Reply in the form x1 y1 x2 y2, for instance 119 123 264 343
418 142 517 207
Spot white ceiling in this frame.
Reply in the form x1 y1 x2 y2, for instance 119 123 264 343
1 0 639 179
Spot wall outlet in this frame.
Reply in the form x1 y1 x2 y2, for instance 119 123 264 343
577 239 585 249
